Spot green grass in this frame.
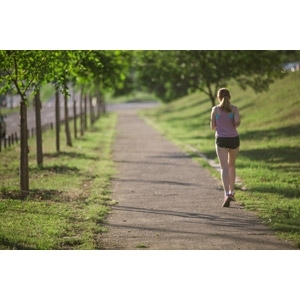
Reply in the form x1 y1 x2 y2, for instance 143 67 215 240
0 113 117 249
140 71 300 248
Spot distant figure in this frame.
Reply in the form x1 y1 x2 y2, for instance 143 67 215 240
210 88 241 207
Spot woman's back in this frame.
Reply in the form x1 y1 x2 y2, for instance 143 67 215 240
214 105 239 138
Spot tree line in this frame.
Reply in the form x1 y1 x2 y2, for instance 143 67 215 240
0 50 133 194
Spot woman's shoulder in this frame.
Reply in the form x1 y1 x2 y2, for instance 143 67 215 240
212 105 219 111
230 104 239 111
211 106 219 116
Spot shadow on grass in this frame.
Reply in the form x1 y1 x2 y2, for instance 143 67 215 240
44 151 99 161
0 237 36 250
38 165 80 174
250 184 300 199
236 101 255 112
237 125 300 199
0 189 65 201
239 124 300 140
240 146 300 165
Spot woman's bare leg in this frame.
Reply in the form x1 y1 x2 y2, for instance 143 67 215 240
228 147 239 194
215 145 230 195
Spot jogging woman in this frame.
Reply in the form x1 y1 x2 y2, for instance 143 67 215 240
210 88 241 207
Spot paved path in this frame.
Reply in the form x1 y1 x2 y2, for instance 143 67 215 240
100 106 295 250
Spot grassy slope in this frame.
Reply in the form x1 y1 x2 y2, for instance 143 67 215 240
140 71 300 247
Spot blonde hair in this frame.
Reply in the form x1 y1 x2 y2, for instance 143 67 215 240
217 88 232 112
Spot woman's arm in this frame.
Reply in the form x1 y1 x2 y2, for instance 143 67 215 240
210 107 217 130
233 106 241 127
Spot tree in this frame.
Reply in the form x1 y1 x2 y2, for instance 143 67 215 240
0 50 54 193
135 51 189 102
48 51 75 147
134 50 289 106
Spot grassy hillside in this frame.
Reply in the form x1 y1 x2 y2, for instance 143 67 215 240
140 71 300 247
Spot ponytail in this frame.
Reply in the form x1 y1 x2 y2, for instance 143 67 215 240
217 88 232 112
220 95 231 112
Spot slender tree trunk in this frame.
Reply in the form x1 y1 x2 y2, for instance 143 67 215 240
80 86 84 136
206 82 216 107
34 89 43 167
72 86 77 139
92 96 95 123
89 95 93 126
73 98 77 139
55 88 60 153
96 87 101 119
20 97 29 194
84 93 87 130
64 90 72 147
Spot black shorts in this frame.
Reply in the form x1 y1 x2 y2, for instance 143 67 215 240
216 136 240 149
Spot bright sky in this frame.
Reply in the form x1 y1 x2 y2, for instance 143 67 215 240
1 0 298 50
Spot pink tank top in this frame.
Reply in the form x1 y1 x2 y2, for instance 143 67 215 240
215 107 238 138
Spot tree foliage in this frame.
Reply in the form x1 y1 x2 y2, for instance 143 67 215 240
134 50 296 106
0 50 133 193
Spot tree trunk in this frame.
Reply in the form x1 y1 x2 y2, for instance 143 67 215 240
206 82 216 107
96 87 101 119
64 90 72 147
84 93 87 130
73 98 77 139
80 87 84 136
34 89 43 167
96 98 100 120
20 97 29 194
210 95 216 107
96 84 103 119
89 95 93 126
55 88 60 153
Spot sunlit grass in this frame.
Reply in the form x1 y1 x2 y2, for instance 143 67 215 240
140 72 300 248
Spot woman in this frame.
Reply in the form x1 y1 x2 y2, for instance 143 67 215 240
210 88 241 207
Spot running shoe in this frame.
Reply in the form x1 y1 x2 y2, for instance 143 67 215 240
228 194 235 201
222 196 233 207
